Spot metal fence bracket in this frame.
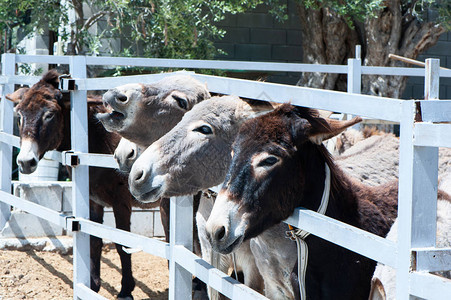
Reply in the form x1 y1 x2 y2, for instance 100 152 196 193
62 151 79 167
60 78 76 91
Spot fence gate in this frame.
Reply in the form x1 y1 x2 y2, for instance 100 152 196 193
0 53 450 300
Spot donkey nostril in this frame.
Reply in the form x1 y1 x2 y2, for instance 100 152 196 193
134 169 144 182
126 149 135 159
117 94 127 102
215 226 226 242
29 159 38 168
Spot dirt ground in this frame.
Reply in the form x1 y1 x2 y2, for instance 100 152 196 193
0 244 169 299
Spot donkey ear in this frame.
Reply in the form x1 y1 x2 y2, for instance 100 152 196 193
236 98 275 121
5 87 30 104
307 116 362 145
368 277 386 300
41 70 61 89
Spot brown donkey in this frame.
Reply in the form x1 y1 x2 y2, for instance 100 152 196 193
7 70 158 299
206 104 399 299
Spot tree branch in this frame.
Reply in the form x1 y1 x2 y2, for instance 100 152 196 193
81 11 109 32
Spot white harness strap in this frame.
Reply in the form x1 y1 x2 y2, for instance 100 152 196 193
286 163 331 300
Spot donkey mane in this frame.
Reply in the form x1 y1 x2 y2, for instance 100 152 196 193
39 69 60 89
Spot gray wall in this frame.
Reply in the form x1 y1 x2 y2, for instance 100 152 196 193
402 32 451 100
215 1 451 100
214 0 303 85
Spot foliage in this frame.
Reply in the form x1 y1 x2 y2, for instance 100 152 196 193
0 0 284 60
104 0 269 59
0 0 67 34
299 0 450 29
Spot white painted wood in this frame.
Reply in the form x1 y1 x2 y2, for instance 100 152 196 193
173 246 268 299
85 56 348 74
0 74 41 86
409 272 451 300
425 59 440 100
414 123 451 147
395 100 440 300
413 247 451 272
45 150 63 164
68 73 405 121
418 100 451 122
72 218 170 259
191 73 404 122
0 53 15 229
411 146 438 248
62 152 118 169
285 208 397 267
0 190 67 228
347 58 361 94
169 196 193 300
15 54 70 64
74 283 108 300
355 45 361 60
69 56 91 296
361 66 426 76
0 132 20 148
69 72 186 91
396 100 417 300
1 55 451 299
9 54 451 78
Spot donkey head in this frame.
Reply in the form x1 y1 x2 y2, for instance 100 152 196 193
205 104 361 254
7 70 65 174
114 137 143 173
97 75 210 148
128 96 274 203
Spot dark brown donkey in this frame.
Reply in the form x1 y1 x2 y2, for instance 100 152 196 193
206 104 399 299
7 70 155 299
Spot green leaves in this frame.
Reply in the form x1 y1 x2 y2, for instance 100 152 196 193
298 0 449 29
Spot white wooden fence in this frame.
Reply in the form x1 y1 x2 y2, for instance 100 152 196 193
1 52 451 300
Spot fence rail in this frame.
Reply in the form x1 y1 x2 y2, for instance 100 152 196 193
1 53 451 299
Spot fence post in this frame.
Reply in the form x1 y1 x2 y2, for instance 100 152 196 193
346 46 361 123
396 58 440 300
0 53 15 229
424 58 440 100
347 45 361 95
69 55 91 298
169 195 193 300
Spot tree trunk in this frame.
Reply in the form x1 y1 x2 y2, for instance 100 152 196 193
363 0 445 98
296 5 358 91
296 1 446 98
67 0 85 55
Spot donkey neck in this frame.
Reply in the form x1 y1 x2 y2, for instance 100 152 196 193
298 144 358 224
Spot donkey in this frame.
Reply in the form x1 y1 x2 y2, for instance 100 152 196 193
7 70 157 299
205 104 399 299
114 137 143 173
370 201 451 300
128 96 278 296
96 74 210 241
96 74 210 149
369 177 451 300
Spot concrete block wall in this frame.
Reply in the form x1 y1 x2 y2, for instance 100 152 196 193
214 0 303 85
215 0 451 99
0 182 164 239
401 32 451 100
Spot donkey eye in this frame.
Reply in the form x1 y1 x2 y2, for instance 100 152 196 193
258 156 279 167
172 95 188 110
17 112 23 126
44 112 54 121
193 125 213 135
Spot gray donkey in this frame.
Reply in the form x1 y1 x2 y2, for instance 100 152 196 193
97 75 211 297
128 96 298 298
97 74 210 149
96 74 210 172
